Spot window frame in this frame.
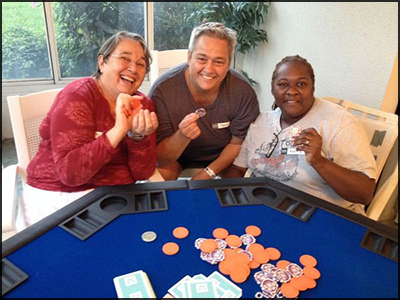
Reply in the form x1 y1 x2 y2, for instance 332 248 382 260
2 2 154 86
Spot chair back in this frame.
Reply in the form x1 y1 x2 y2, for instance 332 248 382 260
7 88 62 183
322 97 398 179
150 49 188 86
322 97 399 221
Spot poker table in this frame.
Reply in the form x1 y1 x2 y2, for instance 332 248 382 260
2 177 398 298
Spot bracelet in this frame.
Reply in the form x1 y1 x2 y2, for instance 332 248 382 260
127 131 145 140
204 167 216 179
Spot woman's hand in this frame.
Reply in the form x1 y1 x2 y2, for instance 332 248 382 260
115 93 143 133
130 109 159 136
293 128 325 168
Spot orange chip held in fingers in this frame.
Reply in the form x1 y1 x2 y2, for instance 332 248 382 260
245 225 262 237
213 228 229 239
162 242 179 256
300 254 318 267
173 227 189 239
131 97 142 109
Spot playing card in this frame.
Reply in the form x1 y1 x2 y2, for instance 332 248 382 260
208 271 242 298
113 270 156 298
168 275 192 298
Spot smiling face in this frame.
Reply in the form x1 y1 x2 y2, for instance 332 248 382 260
186 35 231 98
272 62 315 126
97 39 147 99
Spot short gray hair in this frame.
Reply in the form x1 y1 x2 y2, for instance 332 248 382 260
188 22 237 62
94 31 152 78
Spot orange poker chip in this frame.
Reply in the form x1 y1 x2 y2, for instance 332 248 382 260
235 252 251 265
276 260 291 270
265 247 281 260
299 275 317 289
230 264 249 284
213 228 229 239
281 283 299 298
247 243 264 254
300 254 318 267
253 250 270 264
162 242 179 256
131 97 142 109
245 225 262 237
248 260 261 269
290 277 308 291
303 266 321 280
200 239 218 253
173 227 189 239
225 235 242 248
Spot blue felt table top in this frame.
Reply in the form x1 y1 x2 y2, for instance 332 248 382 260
5 189 398 298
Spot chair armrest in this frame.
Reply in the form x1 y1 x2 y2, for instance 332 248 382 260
2 164 19 233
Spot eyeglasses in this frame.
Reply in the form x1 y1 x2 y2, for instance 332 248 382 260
265 129 283 158
110 54 146 69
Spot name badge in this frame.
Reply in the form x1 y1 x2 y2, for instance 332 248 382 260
212 121 231 130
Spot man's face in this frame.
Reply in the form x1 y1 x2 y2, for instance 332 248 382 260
187 35 231 95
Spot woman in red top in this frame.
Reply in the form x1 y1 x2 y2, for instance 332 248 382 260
24 31 158 227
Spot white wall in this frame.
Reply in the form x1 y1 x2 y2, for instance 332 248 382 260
242 2 398 112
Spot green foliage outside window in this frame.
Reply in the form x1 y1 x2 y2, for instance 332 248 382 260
53 2 145 78
192 2 270 86
2 2 269 82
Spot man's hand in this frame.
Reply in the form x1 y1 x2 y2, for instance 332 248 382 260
178 113 201 140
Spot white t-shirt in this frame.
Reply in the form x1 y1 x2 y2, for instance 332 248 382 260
234 98 377 214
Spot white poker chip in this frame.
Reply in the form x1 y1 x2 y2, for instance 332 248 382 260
141 231 157 242
290 126 301 137
195 108 206 117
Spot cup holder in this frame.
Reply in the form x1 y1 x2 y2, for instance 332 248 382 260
100 196 128 212
252 187 278 204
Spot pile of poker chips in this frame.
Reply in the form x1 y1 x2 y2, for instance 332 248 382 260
253 256 320 298
194 226 282 284
194 225 321 298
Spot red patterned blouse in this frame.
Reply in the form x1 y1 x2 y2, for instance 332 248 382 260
27 77 157 192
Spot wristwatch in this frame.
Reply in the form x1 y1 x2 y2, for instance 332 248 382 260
127 131 145 140
204 167 216 179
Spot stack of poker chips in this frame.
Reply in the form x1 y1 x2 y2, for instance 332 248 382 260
194 226 321 298
194 226 282 284
254 256 320 298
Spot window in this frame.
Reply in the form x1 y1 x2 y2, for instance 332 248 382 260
2 2 207 83
2 2 52 80
53 2 144 78
153 2 204 51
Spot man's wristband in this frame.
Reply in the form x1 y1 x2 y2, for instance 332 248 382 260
204 167 216 179
127 131 145 141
